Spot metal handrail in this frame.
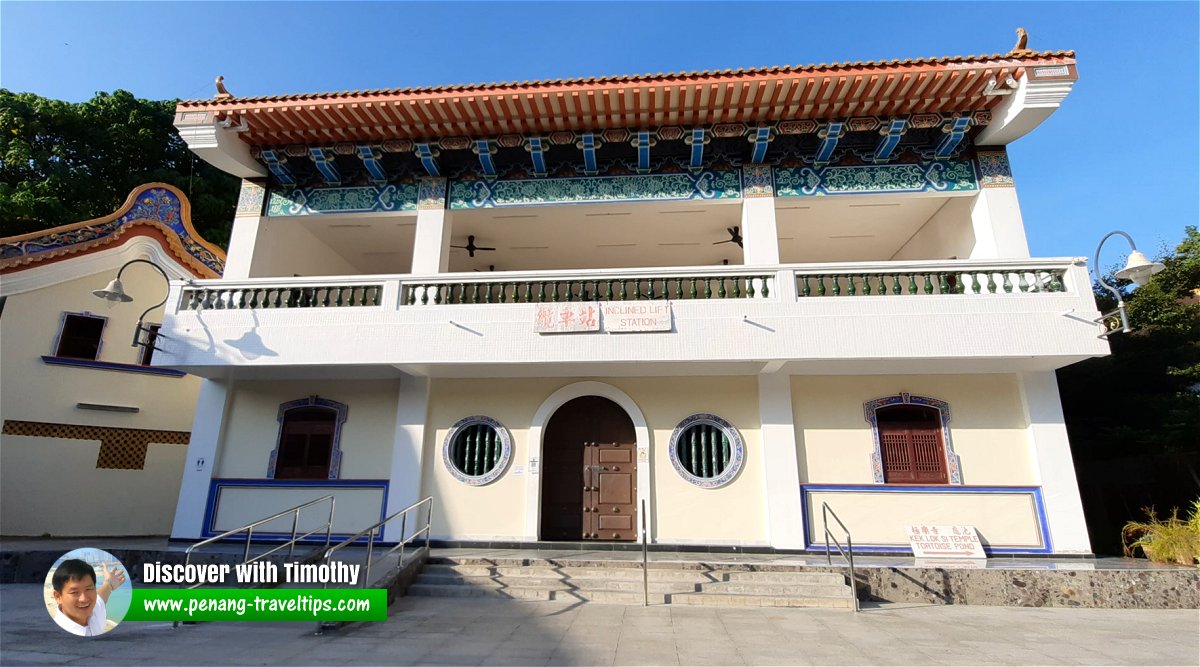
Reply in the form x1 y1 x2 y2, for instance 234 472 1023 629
821 502 859 612
182 494 336 590
315 496 433 634
641 499 649 607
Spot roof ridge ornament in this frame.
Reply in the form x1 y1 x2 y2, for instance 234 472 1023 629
1010 27 1035 55
215 75 233 100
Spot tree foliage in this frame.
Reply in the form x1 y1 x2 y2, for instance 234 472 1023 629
0 89 239 247
1058 226 1200 554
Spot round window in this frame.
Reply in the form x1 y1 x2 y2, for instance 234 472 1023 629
668 414 744 488
442 416 511 485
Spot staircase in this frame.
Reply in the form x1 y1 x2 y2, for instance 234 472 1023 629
408 555 855 608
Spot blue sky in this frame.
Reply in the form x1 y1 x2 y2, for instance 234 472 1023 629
2 1 1196 264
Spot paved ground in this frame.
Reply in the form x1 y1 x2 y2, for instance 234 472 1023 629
2 584 1196 666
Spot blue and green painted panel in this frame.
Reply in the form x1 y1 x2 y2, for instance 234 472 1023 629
448 169 742 210
774 160 978 197
266 184 419 216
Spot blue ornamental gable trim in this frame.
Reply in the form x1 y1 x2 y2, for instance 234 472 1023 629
448 169 742 209
266 184 420 216
0 185 225 278
799 484 1052 555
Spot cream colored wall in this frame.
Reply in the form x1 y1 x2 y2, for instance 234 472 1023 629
792 374 1033 486
423 377 766 544
0 270 199 429
0 267 199 536
891 198 976 261
215 379 400 479
805 489 1045 549
0 436 186 536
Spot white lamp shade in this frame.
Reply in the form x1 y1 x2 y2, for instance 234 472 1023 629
92 278 133 303
1114 250 1166 287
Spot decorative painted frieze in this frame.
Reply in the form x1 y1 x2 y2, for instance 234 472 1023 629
740 164 775 198
976 149 1015 188
235 179 267 216
266 184 419 216
448 169 742 209
774 160 978 197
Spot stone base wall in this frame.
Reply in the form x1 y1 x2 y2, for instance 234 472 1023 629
853 566 1199 609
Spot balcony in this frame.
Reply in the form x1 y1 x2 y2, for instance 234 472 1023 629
158 258 1109 379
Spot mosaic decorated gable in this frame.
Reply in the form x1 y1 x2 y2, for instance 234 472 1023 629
448 169 742 209
266 183 419 216
0 184 225 278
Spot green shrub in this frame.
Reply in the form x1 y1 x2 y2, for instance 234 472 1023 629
1121 501 1200 565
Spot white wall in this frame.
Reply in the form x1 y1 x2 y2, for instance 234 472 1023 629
231 217 363 278
891 198 976 260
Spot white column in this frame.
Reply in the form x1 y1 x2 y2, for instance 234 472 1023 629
758 373 805 549
968 188 1031 260
1018 371 1092 554
382 376 430 542
222 216 265 279
741 197 780 266
171 379 232 540
411 177 452 274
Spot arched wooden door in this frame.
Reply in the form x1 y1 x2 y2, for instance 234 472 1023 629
540 396 637 541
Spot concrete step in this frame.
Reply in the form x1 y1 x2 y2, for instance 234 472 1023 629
669 592 854 609
422 563 845 585
414 573 702 593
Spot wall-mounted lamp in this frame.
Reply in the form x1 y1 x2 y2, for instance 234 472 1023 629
92 259 171 350
1093 230 1165 336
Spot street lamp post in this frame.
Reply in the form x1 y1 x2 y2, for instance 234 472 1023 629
92 259 172 349
1093 230 1165 336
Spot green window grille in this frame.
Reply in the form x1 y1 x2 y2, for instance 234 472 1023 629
669 414 744 488
443 416 511 485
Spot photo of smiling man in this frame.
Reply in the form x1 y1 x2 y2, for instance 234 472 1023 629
44 549 130 637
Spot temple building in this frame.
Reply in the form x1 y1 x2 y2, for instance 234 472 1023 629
0 185 225 536
160 36 1104 555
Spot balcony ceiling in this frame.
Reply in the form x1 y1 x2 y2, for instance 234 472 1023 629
293 192 957 276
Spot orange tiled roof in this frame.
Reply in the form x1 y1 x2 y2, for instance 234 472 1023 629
176 49 1076 146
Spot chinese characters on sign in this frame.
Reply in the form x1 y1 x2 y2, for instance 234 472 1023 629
533 302 673 333
906 524 987 558
533 304 600 333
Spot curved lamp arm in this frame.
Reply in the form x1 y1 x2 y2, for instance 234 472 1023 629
115 259 172 347
1093 230 1136 334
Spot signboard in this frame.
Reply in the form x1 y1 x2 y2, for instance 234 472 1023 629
602 302 672 332
534 303 600 333
906 525 986 558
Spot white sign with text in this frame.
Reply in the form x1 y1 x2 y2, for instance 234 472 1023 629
906 525 986 558
602 302 672 332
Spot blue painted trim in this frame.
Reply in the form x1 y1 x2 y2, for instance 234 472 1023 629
259 150 296 187
415 143 440 177
475 140 496 176
528 137 547 176
636 131 651 172
201 478 390 543
355 145 388 184
307 147 341 186
814 122 844 165
41 355 185 377
580 134 597 175
689 128 706 169
799 484 1052 555
935 116 972 158
873 119 907 163
750 126 771 164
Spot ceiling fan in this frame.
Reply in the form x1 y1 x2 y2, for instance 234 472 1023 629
713 226 743 248
450 235 496 258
